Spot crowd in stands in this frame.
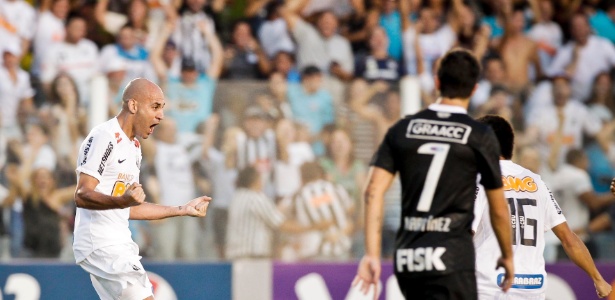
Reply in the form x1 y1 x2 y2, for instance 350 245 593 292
1 0 615 263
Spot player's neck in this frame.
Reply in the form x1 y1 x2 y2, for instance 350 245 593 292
116 112 136 140
437 97 470 110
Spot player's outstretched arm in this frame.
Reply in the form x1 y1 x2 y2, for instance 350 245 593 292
353 167 394 300
75 173 146 210
129 196 212 220
484 187 514 292
552 222 612 298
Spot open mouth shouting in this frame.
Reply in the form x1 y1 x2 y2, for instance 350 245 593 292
149 123 159 134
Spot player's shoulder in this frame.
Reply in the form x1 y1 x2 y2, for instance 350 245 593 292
85 119 121 144
501 160 547 193
401 107 492 143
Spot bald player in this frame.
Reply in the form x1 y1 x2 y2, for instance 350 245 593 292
73 78 212 300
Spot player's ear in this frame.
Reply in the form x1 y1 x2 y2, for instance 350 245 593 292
434 76 440 91
129 99 138 114
470 83 478 97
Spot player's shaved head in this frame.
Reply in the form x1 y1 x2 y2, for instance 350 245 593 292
122 78 163 108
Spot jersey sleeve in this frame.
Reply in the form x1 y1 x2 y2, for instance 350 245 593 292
541 181 567 231
472 183 488 233
252 193 286 229
370 126 397 174
75 130 115 182
475 128 503 190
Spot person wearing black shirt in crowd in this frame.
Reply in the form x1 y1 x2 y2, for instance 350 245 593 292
353 49 514 300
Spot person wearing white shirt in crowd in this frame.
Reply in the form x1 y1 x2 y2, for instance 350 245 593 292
40 15 99 106
100 25 157 83
471 55 508 112
32 0 69 76
401 0 457 77
527 0 563 72
0 0 36 56
258 2 295 59
173 0 216 74
0 42 35 140
524 76 601 168
282 2 354 81
547 13 615 102
148 118 201 260
545 149 615 260
274 118 314 199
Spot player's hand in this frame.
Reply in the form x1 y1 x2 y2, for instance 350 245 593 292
595 278 612 298
352 255 381 300
610 178 615 195
496 256 514 292
122 183 146 207
181 196 212 217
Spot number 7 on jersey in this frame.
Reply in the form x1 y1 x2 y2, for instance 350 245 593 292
416 143 451 212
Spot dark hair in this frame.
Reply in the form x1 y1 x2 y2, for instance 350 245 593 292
50 73 81 107
565 148 586 165
437 49 481 99
476 115 514 160
301 65 322 77
236 167 260 189
300 162 324 184
65 12 84 26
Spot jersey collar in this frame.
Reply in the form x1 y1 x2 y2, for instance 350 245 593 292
428 103 468 115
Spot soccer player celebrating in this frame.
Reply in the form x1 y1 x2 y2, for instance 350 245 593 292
473 115 612 299
353 49 514 299
73 78 211 299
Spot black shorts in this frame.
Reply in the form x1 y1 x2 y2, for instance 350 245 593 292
396 270 477 300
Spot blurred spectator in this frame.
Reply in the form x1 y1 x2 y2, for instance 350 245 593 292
525 77 601 169
1 155 24 257
22 168 74 258
289 162 353 260
272 52 301 82
474 85 514 122
258 1 295 58
236 106 277 196
150 21 182 80
100 25 156 82
528 0 563 72
482 0 528 40
268 72 293 118
33 0 69 76
0 0 36 57
226 166 317 259
340 0 380 56
40 15 99 107
586 72 615 123
282 5 354 80
586 121 615 194
40 73 84 183
158 21 223 136
318 128 365 255
401 0 458 76
547 13 615 102
173 0 217 73
349 79 400 142
378 0 402 61
287 66 335 152
451 0 490 60
496 4 542 95
223 21 271 79
274 119 314 199
547 149 615 259
149 119 201 260
16 123 57 174
104 58 129 115
355 27 405 83
199 116 240 259
471 55 508 111
0 42 35 140
589 0 615 44
95 0 167 47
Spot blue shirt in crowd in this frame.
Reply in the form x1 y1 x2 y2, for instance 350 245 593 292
380 11 403 61
590 11 615 44
287 83 335 135
165 74 216 133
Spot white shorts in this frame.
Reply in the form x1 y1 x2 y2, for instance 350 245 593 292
79 243 153 300
479 290 545 300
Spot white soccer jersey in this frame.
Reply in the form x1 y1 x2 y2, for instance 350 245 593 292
73 118 142 263
473 160 566 299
